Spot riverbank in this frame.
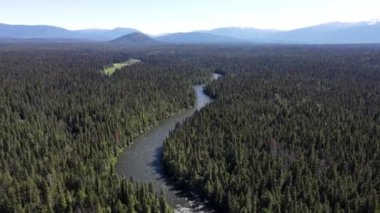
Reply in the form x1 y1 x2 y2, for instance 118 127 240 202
115 73 222 212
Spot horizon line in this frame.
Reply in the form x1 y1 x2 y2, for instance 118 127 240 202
1 18 380 36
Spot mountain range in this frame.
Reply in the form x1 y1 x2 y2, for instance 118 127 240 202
0 23 138 41
1 21 380 44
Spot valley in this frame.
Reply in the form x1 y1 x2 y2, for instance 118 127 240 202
2 1 380 212
0 44 379 212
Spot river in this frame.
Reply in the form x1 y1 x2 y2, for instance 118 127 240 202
115 73 222 212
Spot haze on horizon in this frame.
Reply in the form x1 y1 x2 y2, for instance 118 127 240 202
0 0 379 35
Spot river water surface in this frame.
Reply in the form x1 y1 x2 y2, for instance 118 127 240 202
115 73 222 212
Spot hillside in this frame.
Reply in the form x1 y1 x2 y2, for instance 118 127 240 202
0 23 75 39
202 27 280 42
0 23 139 41
267 22 380 44
156 32 245 44
110 32 156 44
1 21 380 44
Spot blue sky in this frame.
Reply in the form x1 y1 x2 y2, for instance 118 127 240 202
0 0 379 34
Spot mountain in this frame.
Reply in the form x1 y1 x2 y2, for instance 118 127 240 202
156 22 380 44
0 23 139 41
202 27 280 42
110 32 156 44
1 21 380 44
75 28 139 40
0 23 76 39
329 22 380 43
175 22 380 44
267 22 380 44
156 32 245 44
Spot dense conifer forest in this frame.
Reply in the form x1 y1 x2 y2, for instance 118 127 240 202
163 45 380 212
0 46 210 212
1 44 380 212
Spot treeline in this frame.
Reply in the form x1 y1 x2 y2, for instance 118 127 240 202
0 47 210 212
163 46 380 212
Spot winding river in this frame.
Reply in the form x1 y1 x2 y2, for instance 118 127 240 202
115 73 222 212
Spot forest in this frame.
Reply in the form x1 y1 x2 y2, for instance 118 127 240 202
163 45 380 212
0 45 211 212
0 43 379 212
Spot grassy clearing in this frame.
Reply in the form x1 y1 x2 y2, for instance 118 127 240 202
103 59 141 76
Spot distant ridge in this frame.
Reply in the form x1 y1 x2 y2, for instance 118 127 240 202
156 32 245 44
74 28 139 40
0 23 139 41
266 22 380 44
1 21 380 44
202 27 280 42
0 23 75 39
110 32 156 44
